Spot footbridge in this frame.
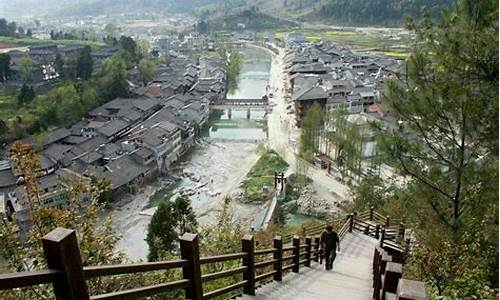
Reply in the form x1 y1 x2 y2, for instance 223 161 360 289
211 98 269 109
210 98 271 117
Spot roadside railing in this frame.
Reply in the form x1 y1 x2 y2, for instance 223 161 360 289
0 208 412 300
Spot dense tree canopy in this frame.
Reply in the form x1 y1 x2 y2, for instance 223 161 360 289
97 53 129 101
137 58 156 85
362 0 499 297
0 18 20 37
76 45 93 80
316 0 452 26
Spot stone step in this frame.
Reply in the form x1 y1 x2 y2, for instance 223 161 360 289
240 232 377 300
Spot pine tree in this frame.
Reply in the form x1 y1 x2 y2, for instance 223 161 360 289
146 202 178 261
76 46 93 80
299 103 325 160
17 83 35 106
374 0 498 296
172 193 198 235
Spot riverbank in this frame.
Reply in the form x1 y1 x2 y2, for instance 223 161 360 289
109 140 262 260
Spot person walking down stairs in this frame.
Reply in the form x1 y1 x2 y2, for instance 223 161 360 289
320 225 340 271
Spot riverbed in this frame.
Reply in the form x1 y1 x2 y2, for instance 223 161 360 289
110 45 274 261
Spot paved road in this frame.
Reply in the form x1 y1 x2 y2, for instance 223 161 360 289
265 48 350 202
241 232 376 300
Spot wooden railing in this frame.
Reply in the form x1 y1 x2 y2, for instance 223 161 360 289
0 223 346 300
0 208 413 300
283 207 408 250
372 246 427 300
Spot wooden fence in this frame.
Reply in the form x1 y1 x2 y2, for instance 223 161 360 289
0 209 422 300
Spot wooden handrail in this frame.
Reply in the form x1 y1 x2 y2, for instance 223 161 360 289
201 266 247 282
90 279 190 300
83 259 189 278
255 259 278 269
0 208 409 300
255 248 277 255
282 264 294 271
255 270 277 282
283 254 295 261
199 252 247 264
0 269 63 289
203 280 248 299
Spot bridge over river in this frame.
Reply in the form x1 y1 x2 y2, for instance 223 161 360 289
210 98 271 117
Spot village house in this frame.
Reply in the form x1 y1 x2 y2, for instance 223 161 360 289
91 45 120 65
0 42 228 206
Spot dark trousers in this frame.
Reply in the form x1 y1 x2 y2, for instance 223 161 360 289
325 248 336 270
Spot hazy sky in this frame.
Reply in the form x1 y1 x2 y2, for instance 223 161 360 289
0 0 212 20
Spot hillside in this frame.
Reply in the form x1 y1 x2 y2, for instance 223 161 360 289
0 0 214 18
56 0 215 16
195 0 452 27
206 9 298 31
2 0 451 26
310 0 453 26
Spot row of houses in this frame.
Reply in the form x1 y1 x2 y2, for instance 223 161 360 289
285 42 403 126
0 54 226 240
153 32 216 54
283 41 405 162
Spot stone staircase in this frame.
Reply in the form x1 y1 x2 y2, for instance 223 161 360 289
241 232 378 300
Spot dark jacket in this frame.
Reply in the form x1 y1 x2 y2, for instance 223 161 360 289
320 230 339 250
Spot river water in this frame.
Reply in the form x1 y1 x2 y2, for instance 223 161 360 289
111 45 274 261
208 46 271 141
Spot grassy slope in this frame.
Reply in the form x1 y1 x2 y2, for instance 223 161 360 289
241 150 289 203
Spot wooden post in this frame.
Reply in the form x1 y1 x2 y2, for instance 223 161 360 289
305 237 312 267
313 236 320 262
379 228 385 248
396 279 427 300
399 223 405 239
179 233 202 300
375 224 380 239
348 213 354 232
292 236 300 273
382 262 403 300
374 253 393 300
373 247 383 288
364 224 370 235
385 216 390 227
273 236 283 281
41 228 89 300
369 206 374 221
404 238 411 263
242 235 255 295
